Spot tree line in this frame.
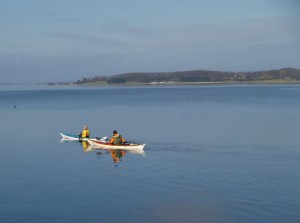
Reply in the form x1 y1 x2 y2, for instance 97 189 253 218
75 68 300 84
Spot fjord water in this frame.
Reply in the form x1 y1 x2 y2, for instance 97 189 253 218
0 84 299 223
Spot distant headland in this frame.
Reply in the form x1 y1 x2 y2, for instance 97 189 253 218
59 68 300 86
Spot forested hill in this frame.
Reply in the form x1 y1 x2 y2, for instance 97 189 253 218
74 68 300 84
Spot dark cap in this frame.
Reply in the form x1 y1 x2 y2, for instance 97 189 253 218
113 130 117 134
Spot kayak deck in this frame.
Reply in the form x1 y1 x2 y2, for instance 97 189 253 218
86 139 145 150
59 131 106 142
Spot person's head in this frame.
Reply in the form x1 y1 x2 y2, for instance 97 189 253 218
113 130 117 134
83 125 88 130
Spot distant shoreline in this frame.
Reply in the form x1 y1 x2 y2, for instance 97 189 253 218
74 80 300 87
74 68 300 86
1 80 300 88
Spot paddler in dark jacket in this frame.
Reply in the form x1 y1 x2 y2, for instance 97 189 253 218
110 130 126 145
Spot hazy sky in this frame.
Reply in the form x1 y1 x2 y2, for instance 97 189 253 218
0 0 299 83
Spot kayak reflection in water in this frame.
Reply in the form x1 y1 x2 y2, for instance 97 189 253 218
83 142 126 163
81 141 89 152
110 150 126 164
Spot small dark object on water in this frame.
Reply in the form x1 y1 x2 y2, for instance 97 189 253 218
14 105 17 108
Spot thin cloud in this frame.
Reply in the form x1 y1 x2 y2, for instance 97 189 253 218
151 16 300 50
48 32 123 46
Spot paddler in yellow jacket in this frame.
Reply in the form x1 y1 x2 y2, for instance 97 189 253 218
109 130 126 145
79 125 90 138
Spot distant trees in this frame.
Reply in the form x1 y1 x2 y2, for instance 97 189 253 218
106 77 126 84
178 76 210 82
74 68 300 84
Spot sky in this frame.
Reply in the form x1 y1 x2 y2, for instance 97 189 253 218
0 0 299 83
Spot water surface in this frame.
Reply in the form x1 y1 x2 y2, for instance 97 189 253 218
0 84 299 223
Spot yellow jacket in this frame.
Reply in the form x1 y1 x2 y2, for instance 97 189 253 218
80 129 90 138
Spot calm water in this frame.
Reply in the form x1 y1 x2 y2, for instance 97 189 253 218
0 84 299 223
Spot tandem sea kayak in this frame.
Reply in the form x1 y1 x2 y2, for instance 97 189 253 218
86 139 146 151
59 131 107 142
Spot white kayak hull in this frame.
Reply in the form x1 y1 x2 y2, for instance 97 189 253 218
86 139 145 151
59 131 106 142
85 145 145 155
